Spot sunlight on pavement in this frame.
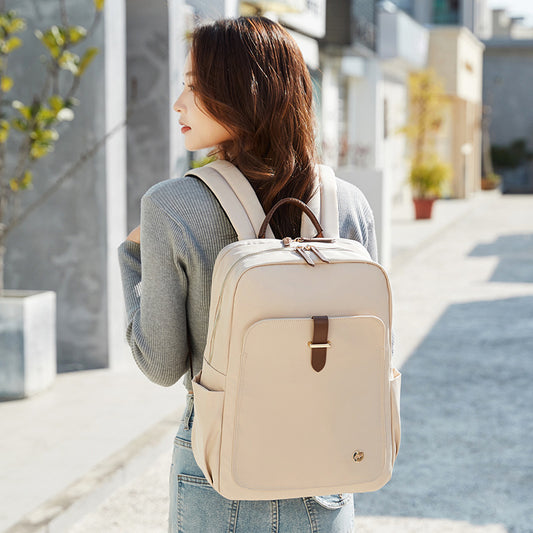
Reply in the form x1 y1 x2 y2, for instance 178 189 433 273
355 516 508 533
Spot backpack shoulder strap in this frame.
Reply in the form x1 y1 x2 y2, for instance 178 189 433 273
301 165 339 238
319 165 340 238
186 160 275 240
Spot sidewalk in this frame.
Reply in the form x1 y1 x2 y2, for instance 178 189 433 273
390 191 497 273
0 367 186 533
1 190 517 533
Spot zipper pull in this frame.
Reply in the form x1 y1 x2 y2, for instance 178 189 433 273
296 246 315 266
309 245 330 263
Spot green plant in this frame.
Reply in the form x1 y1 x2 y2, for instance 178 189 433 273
491 139 533 169
402 69 451 201
0 0 104 291
408 158 451 199
403 69 446 167
191 155 217 168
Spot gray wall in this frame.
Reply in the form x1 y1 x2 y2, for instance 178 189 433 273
126 0 197 229
4 0 127 371
483 41 533 150
127 0 172 230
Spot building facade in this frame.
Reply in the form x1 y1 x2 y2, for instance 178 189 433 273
483 35 533 192
378 3 429 204
427 26 484 198
4 0 128 372
3 0 332 373
3 0 486 374
391 0 491 39
389 0 485 198
317 0 433 266
319 0 393 265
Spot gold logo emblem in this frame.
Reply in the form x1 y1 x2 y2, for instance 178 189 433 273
353 450 364 463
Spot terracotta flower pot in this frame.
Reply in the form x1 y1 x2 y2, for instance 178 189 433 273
413 197 436 220
481 178 500 190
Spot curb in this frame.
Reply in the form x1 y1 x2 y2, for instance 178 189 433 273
5 410 181 533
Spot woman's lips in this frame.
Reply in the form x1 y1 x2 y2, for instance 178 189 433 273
181 126 191 134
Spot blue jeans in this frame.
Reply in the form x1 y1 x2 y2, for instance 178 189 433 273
169 393 355 533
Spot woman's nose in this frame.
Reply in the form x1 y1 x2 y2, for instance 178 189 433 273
173 96 183 113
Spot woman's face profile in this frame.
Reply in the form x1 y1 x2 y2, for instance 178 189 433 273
173 53 233 152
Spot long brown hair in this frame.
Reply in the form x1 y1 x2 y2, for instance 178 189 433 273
190 17 318 238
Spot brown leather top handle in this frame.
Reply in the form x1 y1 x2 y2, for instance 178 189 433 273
258 198 324 239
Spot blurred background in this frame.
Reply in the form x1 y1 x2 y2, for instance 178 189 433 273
0 1 532 532
1 0 532 376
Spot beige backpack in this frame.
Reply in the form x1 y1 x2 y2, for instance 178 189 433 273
186 160 401 500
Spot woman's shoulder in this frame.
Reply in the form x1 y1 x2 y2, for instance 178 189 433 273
143 175 213 205
141 174 235 241
141 174 226 223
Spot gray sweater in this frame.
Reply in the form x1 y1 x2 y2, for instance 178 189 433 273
118 173 378 392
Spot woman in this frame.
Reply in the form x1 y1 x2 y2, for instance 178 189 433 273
118 16 377 533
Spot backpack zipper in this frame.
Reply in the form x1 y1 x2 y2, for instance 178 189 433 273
205 242 357 364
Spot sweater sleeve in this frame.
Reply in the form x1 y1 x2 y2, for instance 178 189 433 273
117 194 190 386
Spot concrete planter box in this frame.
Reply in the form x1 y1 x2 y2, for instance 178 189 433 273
0 290 56 400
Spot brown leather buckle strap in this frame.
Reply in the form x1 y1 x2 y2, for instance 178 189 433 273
309 316 329 372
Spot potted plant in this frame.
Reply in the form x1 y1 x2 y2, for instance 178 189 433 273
409 157 451 219
403 69 451 219
480 172 501 191
0 2 103 399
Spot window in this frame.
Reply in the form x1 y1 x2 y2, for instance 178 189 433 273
433 0 460 24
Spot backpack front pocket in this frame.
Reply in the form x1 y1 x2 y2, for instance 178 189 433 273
232 315 390 494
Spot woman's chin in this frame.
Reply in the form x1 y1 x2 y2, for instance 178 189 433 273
185 142 217 153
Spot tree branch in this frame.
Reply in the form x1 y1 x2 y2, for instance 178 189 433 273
1 108 133 243
65 72 81 102
87 9 103 39
59 0 68 27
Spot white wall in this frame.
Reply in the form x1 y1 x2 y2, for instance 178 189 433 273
320 56 341 169
345 59 385 171
457 29 485 103
336 58 391 267
382 74 410 202
105 0 128 368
